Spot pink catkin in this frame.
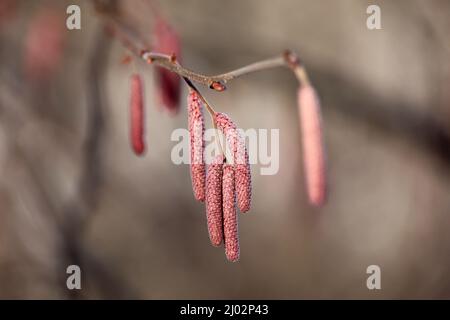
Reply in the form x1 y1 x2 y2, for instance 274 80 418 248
215 113 252 213
222 164 239 262
298 85 326 206
24 8 65 80
187 90 206 202
153 17 181 114
130 74 145 155
205 155 224 247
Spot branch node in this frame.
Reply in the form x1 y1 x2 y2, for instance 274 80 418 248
283 49 301 69
141 50 153 64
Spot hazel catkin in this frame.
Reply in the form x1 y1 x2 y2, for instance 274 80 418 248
298 85 327 206
130 74 145 155
215 112 252 213
222 164 239 262
205 155 224 247
153 17 181 114
187 90 206 202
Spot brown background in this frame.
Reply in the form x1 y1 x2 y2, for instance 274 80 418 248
0 0 449 298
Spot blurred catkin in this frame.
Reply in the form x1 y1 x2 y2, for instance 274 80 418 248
153 17 181 114
298 85 326 206
130 74 145 155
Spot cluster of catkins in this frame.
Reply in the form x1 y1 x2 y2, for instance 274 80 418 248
187 90 252 262
126 16 326 263
184 83 326 262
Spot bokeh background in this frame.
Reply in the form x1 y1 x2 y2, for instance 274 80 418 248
0 0 450 299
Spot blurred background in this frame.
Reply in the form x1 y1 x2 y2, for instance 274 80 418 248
0 0 450 299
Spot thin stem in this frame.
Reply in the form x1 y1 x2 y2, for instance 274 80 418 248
183 77 216 116
214 55 287 83
293 65 311 87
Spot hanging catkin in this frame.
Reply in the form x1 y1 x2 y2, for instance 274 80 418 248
215 112 251 213
187 90 206 202
205 155 224 247
130 74 145 155
222 164 239 262
298 85 326 206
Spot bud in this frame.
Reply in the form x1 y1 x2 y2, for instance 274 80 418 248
205 155 224 247
153 17 181 114
209 81 226 92
130 74 145 155
187 90 205 201
298 85 326 206
215 112 252 213
222 164 239 262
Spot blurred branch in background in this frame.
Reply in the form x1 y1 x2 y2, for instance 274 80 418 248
0 0 135 298
60 25 137 299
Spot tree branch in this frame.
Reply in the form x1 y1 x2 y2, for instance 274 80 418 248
102 13 309 91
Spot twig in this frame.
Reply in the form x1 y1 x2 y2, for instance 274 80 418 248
103 13 308 91
61 26 137 299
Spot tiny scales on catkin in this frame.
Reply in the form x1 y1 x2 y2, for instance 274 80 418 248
222 163 239 262
205 155 224 247
187 90 206 202
215 112 252 213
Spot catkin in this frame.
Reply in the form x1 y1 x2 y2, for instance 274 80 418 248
222 164 239 262
187 90 206 202
298 85 326 206
24 8 65 80
205 155 224 247
130 74 145 155
215 112 252 213
154 17 181 114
